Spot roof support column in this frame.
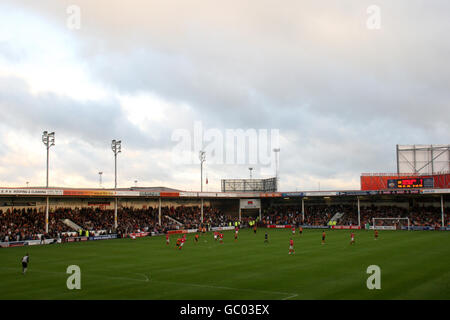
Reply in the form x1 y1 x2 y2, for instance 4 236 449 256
357 196 361 227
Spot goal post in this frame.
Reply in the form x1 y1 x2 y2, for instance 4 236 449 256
372 217 410 231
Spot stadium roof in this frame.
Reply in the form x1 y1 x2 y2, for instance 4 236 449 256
0 186 449 198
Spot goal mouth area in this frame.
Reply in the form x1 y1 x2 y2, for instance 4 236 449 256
372 218 410 230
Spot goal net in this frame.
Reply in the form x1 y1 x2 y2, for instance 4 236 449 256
372 217 410 230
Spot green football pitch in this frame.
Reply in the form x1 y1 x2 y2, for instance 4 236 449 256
1 229 449 300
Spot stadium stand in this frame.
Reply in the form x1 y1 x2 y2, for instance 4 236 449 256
0 203 448 243
260 204 446 228
0 206 236 242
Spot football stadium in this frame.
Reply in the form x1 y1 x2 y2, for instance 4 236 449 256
1 145 449 300
1 2 449 313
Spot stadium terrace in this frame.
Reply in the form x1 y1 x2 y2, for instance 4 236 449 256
0 178 449 246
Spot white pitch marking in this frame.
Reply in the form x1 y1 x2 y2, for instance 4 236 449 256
135 273 150 282
0 267 296 299
150 278 297 299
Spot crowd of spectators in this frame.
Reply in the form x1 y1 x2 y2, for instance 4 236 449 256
1 204 448 242
260 204 447 228
357 205 444 227
0 205 235 242
0 208 45 242
262 204 353 226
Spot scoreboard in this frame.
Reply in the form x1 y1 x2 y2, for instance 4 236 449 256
387 178 434 189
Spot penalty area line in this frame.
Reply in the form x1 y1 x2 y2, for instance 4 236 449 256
150 278 297 300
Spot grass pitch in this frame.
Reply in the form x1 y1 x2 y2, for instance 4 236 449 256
0 229 449 300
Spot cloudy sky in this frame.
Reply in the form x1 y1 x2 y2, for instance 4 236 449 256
0 0 448 191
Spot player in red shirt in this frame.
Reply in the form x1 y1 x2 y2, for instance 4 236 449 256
350 232 355 245
194 234 199 244
299 226 303 235
292 226 295 235
166 233 170 245
219 233 224 243
176 238 181 248
322 231 326 244
234 226 239 242
179 236 186 250
289 238 295 255
374 230 379 240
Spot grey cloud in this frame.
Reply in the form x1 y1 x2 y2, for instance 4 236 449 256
0 76 167 151
12 1 450 129
2 0 450 190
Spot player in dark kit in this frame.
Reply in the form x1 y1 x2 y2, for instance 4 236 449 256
253 224 257 234
264 232 269 244
21 253 29 275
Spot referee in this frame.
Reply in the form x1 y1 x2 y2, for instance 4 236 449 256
22 253 29 275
